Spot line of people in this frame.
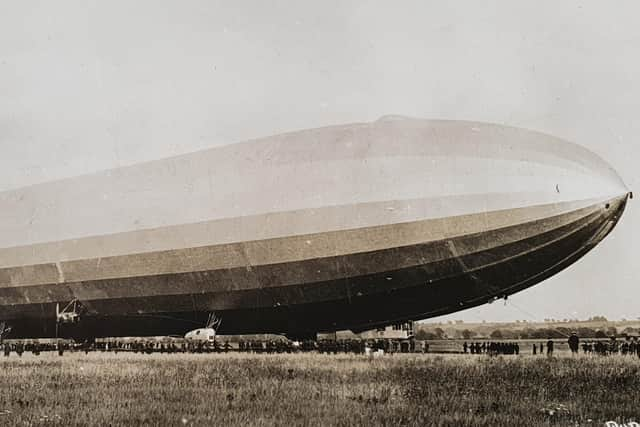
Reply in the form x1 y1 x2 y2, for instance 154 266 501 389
1 338 427 357
2 341 66 357
565 332 640 357
463 333 640 357
580 337 640 356
463 341 520 355
532 339 555 356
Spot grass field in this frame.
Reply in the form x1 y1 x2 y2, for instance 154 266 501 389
1 352 639 426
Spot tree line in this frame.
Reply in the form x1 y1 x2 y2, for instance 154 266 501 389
415 326 640 340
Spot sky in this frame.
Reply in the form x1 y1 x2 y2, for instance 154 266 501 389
0 1 637 322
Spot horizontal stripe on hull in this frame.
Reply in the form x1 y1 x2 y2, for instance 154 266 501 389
0 195 626 338
0 200 608 305
0 198 606 287
0 194 603 271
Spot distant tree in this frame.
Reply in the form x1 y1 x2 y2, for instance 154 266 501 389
415 330 437 340
589 316 608 322
500 330 518 339
434 327 445 339
606 326 617 337
577 327 597 338
529 328 566 339
520 328 536 339
461 329 476 340
595 330 607 339
490 330 503 339
529 328 547 339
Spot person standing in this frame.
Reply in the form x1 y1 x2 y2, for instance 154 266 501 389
546 339 554 357
568 332 580 354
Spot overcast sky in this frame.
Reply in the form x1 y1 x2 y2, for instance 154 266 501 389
0 1 637 322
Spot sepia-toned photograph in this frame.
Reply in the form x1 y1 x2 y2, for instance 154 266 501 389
0 1 637 426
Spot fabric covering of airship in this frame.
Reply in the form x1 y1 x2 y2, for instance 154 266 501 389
0 116 630 339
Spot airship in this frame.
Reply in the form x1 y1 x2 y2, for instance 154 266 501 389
0 116 630 340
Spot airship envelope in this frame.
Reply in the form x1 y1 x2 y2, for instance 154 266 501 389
0 117 630 338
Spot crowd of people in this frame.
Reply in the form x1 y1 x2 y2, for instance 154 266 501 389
579 336 640 356
314 338 425 354
463 341 520 355
0 338 425 357
559 332 640 357
5 333 640 358
461 333 640 357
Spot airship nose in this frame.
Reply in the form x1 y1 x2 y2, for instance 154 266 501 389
588 190 629 248
562 141 631 246
579 143 630 212
555 138 630 240
551 137 629 206
500 124 631 225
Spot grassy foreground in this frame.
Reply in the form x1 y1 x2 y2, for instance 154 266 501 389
0 353 639 426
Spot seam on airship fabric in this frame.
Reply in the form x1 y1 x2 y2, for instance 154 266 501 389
0 197 601 281
0 200 607 291
0 200 605 287
0 194 605 269
0 205 610 309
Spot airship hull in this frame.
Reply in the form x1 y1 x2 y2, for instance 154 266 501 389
0 118 630 338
